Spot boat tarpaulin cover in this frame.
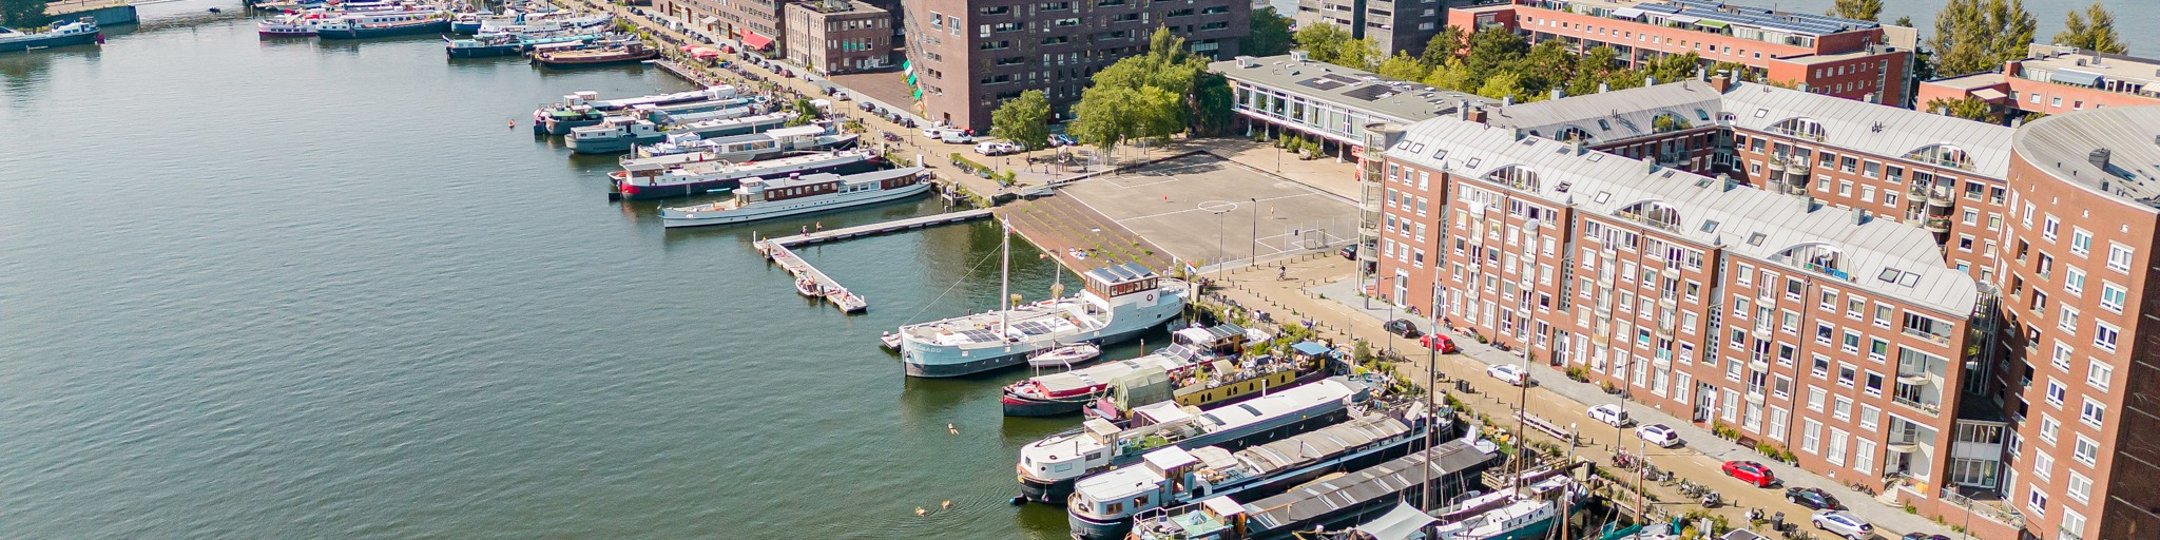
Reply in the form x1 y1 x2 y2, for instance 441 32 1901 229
1355 502 1438 540
1291 341 1333 357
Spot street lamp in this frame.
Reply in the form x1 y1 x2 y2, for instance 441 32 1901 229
1213 206 1231 284
1249 197 1260 264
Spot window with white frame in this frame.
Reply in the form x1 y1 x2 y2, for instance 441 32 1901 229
2040 415 2060 443
2088 362 2112 391
2066 472 2092 503
1826 429 1848 465
2081 399 2105 428
2028 486 2049 516
1801 419 1821 453
2046 379 2066 406
2093 322 2118 352
1860 405 1879 430
2073 435 2098 466
2107 242 2133 272
2070 228 2091 256
2099 283 2126 312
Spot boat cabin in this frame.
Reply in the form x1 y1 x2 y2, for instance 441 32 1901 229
735 167 919 204
1083 263 1161 306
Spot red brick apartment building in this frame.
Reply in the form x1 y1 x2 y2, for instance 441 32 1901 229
1360 74 2160 539
1447 0 1911 105
1918 44 2160 120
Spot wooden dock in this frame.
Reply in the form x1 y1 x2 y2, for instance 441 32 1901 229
754 208 995 313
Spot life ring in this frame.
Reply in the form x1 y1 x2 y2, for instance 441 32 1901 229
1146 293 1155 302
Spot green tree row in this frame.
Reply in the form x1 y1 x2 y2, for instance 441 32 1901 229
992 27 1234 154
1301 24 1737 105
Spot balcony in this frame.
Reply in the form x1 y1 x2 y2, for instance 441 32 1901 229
1901 327 1951 346
1893 394 1940 415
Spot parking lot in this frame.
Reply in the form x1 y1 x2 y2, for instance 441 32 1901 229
1057 153 1359 269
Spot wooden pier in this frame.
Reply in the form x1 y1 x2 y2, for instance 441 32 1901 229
754 208 995 313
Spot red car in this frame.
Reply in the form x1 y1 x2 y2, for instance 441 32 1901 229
1722 460 1777 487
1419 334 1459 353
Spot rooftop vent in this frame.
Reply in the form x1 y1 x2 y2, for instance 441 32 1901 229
2090 148 2111 169
1234 55 1257 68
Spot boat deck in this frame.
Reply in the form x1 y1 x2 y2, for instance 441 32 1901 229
752 208 992 314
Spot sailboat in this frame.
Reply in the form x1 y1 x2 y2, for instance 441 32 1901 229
892 220 1187 378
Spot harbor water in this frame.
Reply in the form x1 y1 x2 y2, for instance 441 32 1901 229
1 6 1138 538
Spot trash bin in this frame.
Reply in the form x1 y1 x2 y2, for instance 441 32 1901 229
1455 380 1472 393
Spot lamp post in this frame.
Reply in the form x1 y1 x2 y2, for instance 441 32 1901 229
1213 206 1230 284
1249 197 1260 264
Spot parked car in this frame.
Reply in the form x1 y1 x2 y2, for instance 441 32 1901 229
1381 319 1421 338
940 131 975 144
1049 133 1076 147
1586 404 1632 427
1418 334 1458 353
1785 487 1843 510
858 101 877 113
1811 510 1873 540
1634 424 1681 447
1721 460 1778 487
974 141 1016 156
1485 364 1527 386
1338 245 1358 260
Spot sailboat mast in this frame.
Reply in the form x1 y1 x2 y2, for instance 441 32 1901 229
999 219 1011 334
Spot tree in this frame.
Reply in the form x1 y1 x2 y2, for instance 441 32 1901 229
1243 7 1295 57
1828 0 1882 21
1708 61 1757 82
2053 1 2127 54
1463 27 1528 81
990 90 1052 151
1293 24 1353 64
1376 52 1430 82
1930 0 2036 76
1 0 46 29
1422 58 1475 92
1419 25 1467 67
1190 72 1236 137
1475 72 1530 103
1927 96 2001 124
1069 27 1212 151
1335 37 1383 71
785 98 820 127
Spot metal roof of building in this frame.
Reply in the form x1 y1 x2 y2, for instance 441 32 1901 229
2012 106 2160 210
2019 44 2160 88
1386 113 1982 315
1240 439 1498 531
1488 79 2016 178
1236 414 1413 476
1211 55 1497 124
1635 0 1876 36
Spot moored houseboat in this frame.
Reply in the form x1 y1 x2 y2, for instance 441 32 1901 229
613 150 880 201
657 166 927 228
532 42 657 68
0 17 100 53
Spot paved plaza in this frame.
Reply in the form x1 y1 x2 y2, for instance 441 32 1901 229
1056 153 1359 270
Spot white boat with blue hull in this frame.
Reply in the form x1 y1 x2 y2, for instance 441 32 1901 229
531 86 737 135
658 167 927 228
1066 401 1438 539
1425 473 1581 540
900 260 1187 378
0 17 100 54
1013 378 1370 504
566 112 789 154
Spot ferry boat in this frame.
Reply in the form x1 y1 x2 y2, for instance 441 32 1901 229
614 150 880 201
1012 378 1367 504
898 254 1187 378
657 166 927 228
1083 346 1333 424
531 86 737 135
316 11 451 40
533 42 658 68
1066 402 1436 540
0 17 100 53
1126 437 1504 540
257 11 332 37
475 13 612 37
566 112 788 154
615 126 853 178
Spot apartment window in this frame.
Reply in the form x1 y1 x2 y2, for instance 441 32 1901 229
1769 407 1788 440
1838 364 1856 388
2099 283 2126 312
2107 243 2133 272
2028 487 2049 516
1854 439 1875 474
1833 397 1853 420
2081 399 2106 428
2065 268 2085 295
1859 405 1879 430
1802 419 1821 453
2039 415 2060 443
2046 379 2066 406
1812 356 1830 378
1826 429 1848 465
1864 372 1883 397
2088 362 2112 391
2073 435 2098 465
2059 306 2079 332
2070 229 2092 255
2042 215 2060 240
2067 472 2092 503
1808 386 1826 411
2093 322 2119 352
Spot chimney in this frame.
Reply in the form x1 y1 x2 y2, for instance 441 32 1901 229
1466 107 1488 124
1863 92 1876 104
1645 76 1657 87
1458 100 1471 120
1852 207 1869 225
1501 95 1514 107
1598 82 1611 93
1710 72 1733 93
1551 88 1565 100
2010 117 2023 128
1289 50 1309 62
1234 55 1257 68
2089 148 2112 169
1570 139 1584 155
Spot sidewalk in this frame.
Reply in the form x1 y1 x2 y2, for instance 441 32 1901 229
1204 258 1960 540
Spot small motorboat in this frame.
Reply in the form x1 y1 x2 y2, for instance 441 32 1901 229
879 331 903 350
795 278 820 297
1026 343 1101 368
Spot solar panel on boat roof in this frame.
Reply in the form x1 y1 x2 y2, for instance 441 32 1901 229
960 329 1000 342
1016 321 1054 335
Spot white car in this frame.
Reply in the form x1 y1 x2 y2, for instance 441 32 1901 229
1485 364 1527 386
939 131 975 144
1634 424 1682 448
1586 404 1633 427
1811 510 1873 539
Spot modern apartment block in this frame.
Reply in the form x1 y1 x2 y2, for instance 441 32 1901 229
1211 54 1493 147
654 0 787 52
1359 73 2160 539
783 0 895 75
1917 44 2160 119
1293 0 1459 56
1447 0 1912 105
902 0 1250 132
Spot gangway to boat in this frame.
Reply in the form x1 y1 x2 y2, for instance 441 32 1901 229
752 208 995 314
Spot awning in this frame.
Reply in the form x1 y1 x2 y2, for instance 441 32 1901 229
740 30 773 50
2050 69 2102 87
1666 14 1701 24
1695 20 1729 29
1611 7 1644 19
1887 443 1920 454
691 47 721 59
1971 88 2008 102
